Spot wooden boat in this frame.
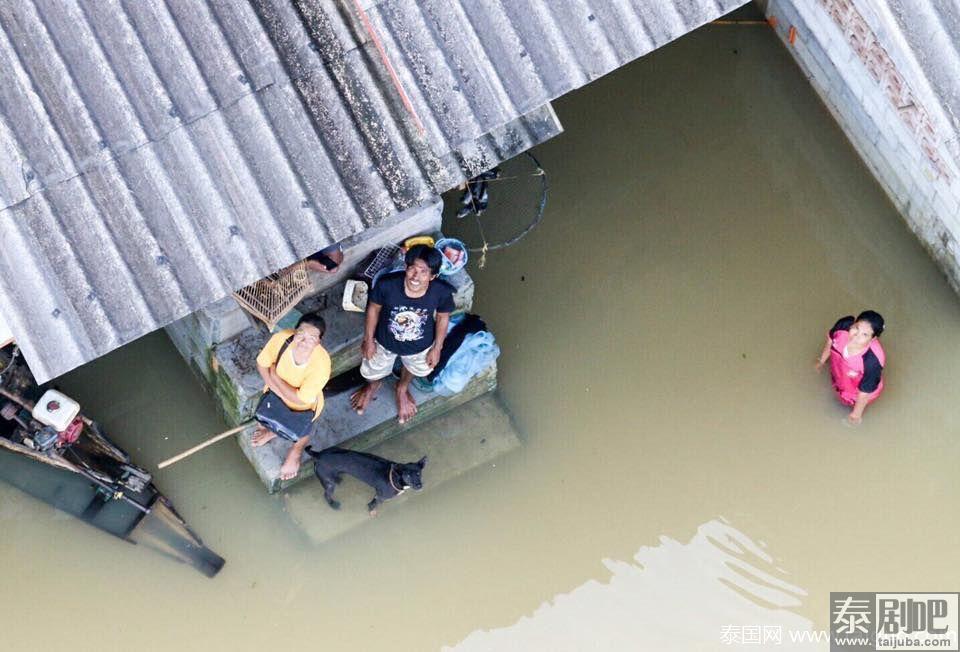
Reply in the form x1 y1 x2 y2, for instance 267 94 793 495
0 345 224 577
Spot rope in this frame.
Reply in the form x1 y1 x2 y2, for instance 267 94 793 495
472 213 489 269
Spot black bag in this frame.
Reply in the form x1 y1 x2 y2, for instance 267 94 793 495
254 391 315 442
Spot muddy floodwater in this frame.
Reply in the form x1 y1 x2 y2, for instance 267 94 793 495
4 16 960 652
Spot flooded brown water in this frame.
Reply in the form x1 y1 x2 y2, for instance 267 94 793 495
4 16 960 652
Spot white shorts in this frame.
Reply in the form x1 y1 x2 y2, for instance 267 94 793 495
360 341 433 380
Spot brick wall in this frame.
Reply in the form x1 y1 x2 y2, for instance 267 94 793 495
765 0 960 293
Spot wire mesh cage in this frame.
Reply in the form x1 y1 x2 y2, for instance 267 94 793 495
358 244 403 284
233 261 311 330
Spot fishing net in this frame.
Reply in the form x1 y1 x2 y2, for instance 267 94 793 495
446 151 548 268
233 262 311 330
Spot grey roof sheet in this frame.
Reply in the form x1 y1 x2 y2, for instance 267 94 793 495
0 0 745 382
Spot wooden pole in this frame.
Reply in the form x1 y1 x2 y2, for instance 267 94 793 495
157 423 253 470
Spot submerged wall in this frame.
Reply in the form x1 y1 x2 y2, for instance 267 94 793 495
763 0 960 293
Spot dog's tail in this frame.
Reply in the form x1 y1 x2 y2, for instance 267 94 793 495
304 446 346 458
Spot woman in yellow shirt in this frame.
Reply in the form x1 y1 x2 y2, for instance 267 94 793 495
252 313 331 480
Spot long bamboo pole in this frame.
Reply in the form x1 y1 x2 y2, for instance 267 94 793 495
157 422 253 470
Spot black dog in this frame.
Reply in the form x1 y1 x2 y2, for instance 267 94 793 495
306 447 427 515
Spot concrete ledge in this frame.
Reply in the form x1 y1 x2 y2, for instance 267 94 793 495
281 393 521 545
237 361 498 493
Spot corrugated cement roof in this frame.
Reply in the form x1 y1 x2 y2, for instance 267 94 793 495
0 0 746 382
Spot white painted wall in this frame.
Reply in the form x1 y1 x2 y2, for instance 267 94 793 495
764 0 960 294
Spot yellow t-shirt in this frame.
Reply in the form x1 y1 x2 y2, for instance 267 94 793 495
255 330 331 418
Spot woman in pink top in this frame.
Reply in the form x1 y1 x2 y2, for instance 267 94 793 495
816 310 885 425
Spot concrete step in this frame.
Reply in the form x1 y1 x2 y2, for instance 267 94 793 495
281 393 521 545
210 265 474 427
237 361 498 493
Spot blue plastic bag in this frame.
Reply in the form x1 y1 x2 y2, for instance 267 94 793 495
434 331 500 396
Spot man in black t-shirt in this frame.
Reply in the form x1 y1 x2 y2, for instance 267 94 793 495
350 245 455 423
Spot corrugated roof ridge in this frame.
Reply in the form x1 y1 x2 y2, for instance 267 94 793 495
253 84 368 244
46 1 208 325
36 0 147 159
105 1 275 293
11 189 128 347
0 109 28 209
534 0 622 83
455 0 548 115
296 1 414 205
113 141 228 304
621 0 660 55
588 0 655 63
373 1 486 155
337 42 443 202
413 0 519 148
0 220 93 382
18 0 112 179
0 1 271 215
500 0 589 100
160 0 251 109
332 3 462 195
42 172 167 335
83 159 196 319
249 0 397 226
118 0 217 126
0 2 167 341
180 117 292 276
163 0 348 254
0 4 79 196
153 3 305 271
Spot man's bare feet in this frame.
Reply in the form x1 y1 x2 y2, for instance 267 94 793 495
395 385 418 424
279 448 301 480
251 425 278 447
350 380 381 415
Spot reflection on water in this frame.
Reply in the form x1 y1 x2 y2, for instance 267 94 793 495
450 519 825 651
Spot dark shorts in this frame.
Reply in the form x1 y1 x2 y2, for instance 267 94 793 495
254 391 315 442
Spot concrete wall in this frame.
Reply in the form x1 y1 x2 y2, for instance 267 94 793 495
764 0 960 293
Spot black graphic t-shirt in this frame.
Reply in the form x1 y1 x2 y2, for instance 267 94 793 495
369 271 456 355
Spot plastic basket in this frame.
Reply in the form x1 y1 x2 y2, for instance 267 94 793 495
435 238 468 275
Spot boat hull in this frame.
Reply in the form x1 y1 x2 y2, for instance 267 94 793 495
0 443 224 577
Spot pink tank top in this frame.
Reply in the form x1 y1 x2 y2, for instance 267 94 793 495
828 329 885 406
